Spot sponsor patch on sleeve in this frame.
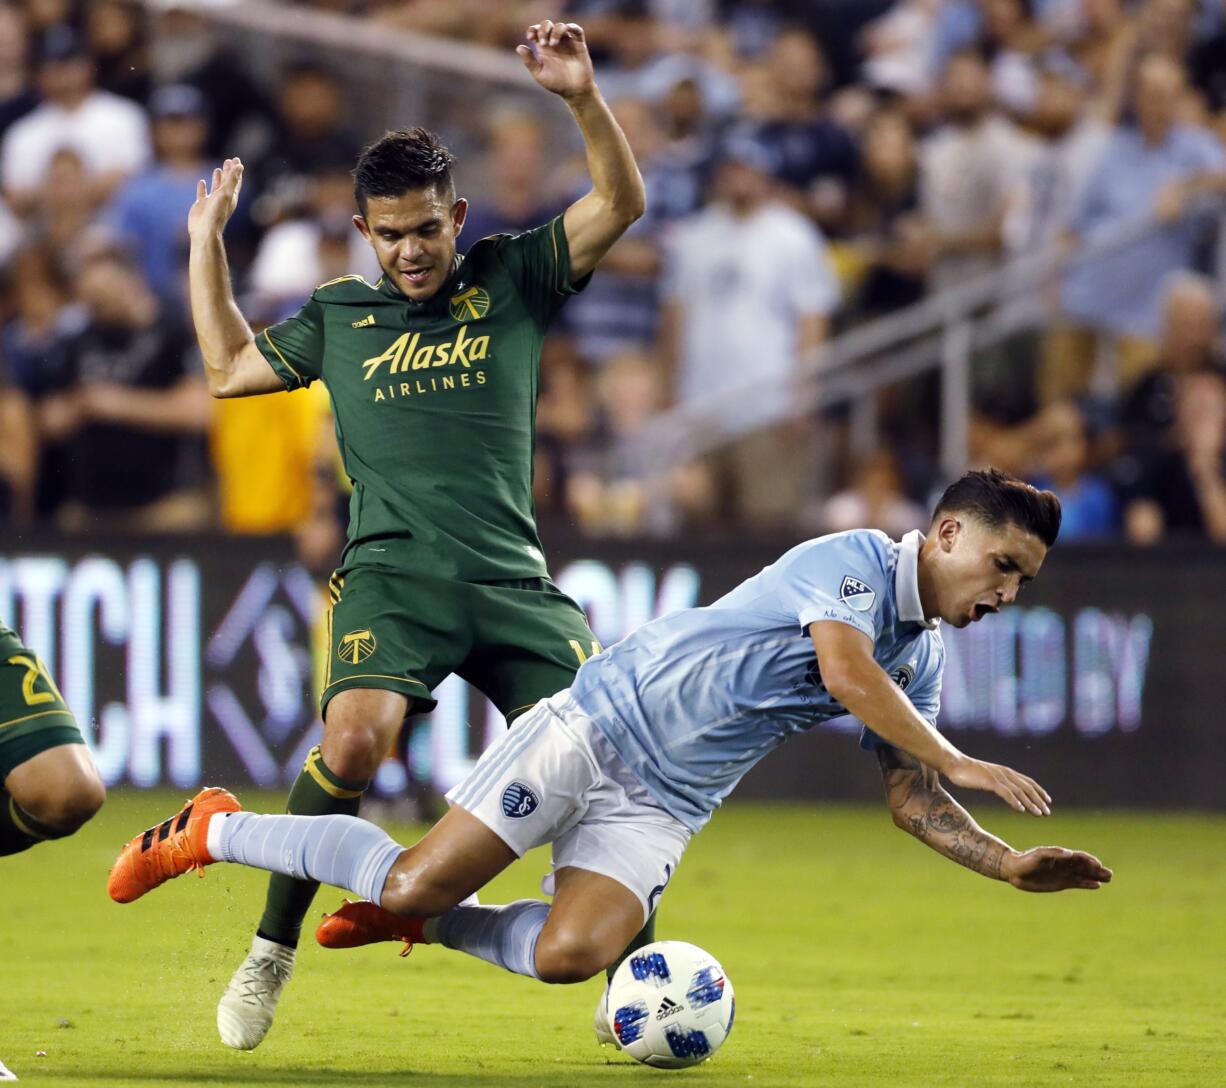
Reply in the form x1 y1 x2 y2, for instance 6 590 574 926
838 575 877 612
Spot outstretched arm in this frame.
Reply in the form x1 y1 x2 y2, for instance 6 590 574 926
812 621 1051 815
188 158 285 398
877 746 1113 892
517 21 645 280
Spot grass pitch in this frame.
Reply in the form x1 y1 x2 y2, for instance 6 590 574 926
2 790 1223 1087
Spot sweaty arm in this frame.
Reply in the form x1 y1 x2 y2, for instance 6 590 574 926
562 90 646 280
877 746 1113 892
188 158 284 398
809 621 1051 815
516 20 643 280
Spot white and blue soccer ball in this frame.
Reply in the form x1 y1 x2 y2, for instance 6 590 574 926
602 940 735 1069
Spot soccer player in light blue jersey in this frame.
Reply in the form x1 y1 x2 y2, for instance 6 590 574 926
110 469 1112 1023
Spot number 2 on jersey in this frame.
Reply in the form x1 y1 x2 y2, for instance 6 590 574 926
6 655 65 707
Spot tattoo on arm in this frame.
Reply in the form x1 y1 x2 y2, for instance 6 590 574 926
876 747 1009 880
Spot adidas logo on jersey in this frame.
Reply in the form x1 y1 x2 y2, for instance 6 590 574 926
656 997 684 1021
351 314 376 328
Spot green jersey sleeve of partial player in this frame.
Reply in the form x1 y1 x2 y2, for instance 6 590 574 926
485 214 592 326
256 296 326 390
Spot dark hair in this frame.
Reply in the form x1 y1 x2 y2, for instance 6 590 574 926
353 128 455 215
931 468 1061 548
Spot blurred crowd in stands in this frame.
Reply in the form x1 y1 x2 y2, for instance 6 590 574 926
2 0 1226 555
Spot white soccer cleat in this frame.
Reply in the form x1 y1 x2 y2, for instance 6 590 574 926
594 986 617 1047
216 935 296 1050
0 1058 16 1081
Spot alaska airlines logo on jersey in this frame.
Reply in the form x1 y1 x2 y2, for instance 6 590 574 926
839 575 877 612
891 664 915 691
501 781 539 819
449 285 490 322
361 325 491 380
338 628 377 665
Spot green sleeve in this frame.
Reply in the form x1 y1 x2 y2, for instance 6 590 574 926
255 296 326 390
487 215 592 326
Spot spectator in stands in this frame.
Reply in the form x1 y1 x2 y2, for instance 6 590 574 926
1069 0 1137 113
0 2 37 142
0 359 35 524
1047 53 1226 403
560 97 663 363
210 301 337 540
859 0 945 101
109 83 211 317
461 109 566 243
34 248 212 532
567 350 714 536
248 159 381 312
86 0 151 104
533 335 593 518
1011 52 1113 255
590 0 739 118
1118 272 1224 461
741 27 858 230
1125 368 1226 543
918 48 1038 291
27 148 104 263
1027 400 1119 539
0 24 150 216
645 73 717 223
819 450 927 537
982 0 1048 117
147 3 270 159
662 135 839 527
841 107 926 318
247 62 362 230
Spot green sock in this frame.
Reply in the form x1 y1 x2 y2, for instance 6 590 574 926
607 910 657 982
0 790 64 857
256 745 369 948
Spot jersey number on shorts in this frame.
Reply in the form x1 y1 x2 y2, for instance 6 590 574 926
6 655 65 707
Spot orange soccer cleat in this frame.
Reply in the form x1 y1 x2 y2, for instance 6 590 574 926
107 787 241 904
316 899 427 956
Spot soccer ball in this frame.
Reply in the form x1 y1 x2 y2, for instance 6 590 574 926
604 940 735 1068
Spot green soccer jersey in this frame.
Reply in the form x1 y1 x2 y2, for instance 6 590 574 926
256 215 589 581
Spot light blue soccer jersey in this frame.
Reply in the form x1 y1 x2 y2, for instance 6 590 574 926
568 529 945 832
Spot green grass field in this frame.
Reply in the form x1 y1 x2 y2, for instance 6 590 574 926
2 791 1223 1087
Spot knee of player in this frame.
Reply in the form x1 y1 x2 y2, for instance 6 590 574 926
534 928 611 985
320 723 386 782
379 856 457 917
23 773 106 834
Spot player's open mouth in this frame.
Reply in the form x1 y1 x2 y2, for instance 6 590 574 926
400 267 431 285
972 603 998 621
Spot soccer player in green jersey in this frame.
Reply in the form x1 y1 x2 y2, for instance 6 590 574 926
188 21 648 1050
0 620 105 1080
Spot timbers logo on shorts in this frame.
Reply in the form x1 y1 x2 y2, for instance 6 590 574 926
338 629 377 665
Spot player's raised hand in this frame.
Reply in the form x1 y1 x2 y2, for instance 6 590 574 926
1002 846 1113 892
944 756 1052 816
517 21 596 100
188 157 244 239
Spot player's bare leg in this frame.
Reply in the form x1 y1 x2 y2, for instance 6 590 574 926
1 744 105 855
219 686 407 1050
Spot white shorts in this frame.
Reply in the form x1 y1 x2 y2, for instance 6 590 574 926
446 690 691 921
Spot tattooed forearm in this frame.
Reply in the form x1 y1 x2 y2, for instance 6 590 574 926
877 748 1012 881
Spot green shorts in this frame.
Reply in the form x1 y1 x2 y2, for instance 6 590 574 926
321 566 600 723
0 626 85 782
